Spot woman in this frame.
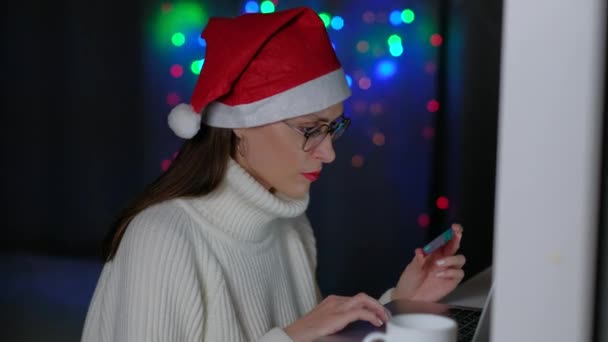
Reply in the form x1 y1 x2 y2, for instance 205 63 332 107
82 7 465 342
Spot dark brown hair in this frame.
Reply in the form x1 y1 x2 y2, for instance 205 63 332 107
102 124 237 261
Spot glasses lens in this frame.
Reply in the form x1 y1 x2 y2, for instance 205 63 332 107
304 125 330 151
331 118 350 142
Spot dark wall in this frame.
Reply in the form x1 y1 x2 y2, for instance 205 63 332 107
455 0 502 278
1 0 146 255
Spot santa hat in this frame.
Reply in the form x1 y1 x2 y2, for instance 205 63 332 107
168 6 351 139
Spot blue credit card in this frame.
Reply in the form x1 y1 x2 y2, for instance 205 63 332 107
422 228 454 255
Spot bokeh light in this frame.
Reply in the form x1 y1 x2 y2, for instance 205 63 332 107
152 3 208 48
387 34 402 46
318 12 331 27
389 44 404 57
431 34 443 46
171 32 185 46
389 10 402 26
375 60 397 79
345 74 353 87
331 16 344 30
418 214 431 228
436 196 449 210
260 1 275 13
356 40 370 53
190 59 204 75
358 77 372 90
244 1 259 13
166 92 180 106
170 64 184 78
351 155 365 168
373 133 386 146
427 99 440 112
401 9 415 24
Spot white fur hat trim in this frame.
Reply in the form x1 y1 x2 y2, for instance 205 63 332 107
168 103 202 139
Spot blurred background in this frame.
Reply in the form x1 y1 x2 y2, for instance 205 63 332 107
0 0 501 340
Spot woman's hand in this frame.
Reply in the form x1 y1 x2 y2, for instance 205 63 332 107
393 224 466 302
284 293 390 342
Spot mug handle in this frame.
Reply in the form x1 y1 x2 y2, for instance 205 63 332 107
362 332 388 342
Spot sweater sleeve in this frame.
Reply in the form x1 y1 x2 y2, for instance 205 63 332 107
107 204 206 342
258 327 294 342
379 287 395 305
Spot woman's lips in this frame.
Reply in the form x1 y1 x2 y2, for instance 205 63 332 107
301 171 321 182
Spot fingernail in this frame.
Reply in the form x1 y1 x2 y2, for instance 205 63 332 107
436 259 446 266
436 271 445 277
377 319 384 326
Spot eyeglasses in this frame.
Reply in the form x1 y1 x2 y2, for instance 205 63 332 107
284 114 351 152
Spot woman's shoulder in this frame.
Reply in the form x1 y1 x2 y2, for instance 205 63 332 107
120 199 198 253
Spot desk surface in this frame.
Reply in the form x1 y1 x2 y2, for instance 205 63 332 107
316 268 492 342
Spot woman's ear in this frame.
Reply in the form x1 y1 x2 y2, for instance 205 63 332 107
232 128 243 139
232 128 246 139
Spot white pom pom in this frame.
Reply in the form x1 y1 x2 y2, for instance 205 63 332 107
168 103 202 139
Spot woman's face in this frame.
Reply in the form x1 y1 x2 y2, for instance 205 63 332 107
233 102 344 199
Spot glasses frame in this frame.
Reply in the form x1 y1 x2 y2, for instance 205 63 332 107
284 114 351 152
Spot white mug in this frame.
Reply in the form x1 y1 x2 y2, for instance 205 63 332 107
362 313 457 342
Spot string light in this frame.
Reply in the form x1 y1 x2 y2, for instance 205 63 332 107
351 155 365 168
418 214 430 228
171 32 185 47
436 197 449 210
389 44 404 57
358 77 372 90
260 1 275 13
244 1 259 13
190 59 204 75
357 40 370 53
427 99 440 112
389 10 402 26
331 16 344 30
401 9 415 24
319 13 331 27
430 34 443 46
170 64 184 78
345 74 353 87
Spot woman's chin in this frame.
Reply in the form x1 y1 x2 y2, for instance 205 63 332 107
275 184 310 200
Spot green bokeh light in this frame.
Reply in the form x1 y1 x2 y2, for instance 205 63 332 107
319 13 331 28
387 34 402 46
152 3 208 49
260 1 275 14
401 9 415 24
171 32 185 46
191 59 205 75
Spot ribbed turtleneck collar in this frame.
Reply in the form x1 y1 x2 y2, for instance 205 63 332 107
185 158 309 242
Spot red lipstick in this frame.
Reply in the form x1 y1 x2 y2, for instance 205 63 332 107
301 171 321 182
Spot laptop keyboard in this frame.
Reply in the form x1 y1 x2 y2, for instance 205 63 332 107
447 308 482 342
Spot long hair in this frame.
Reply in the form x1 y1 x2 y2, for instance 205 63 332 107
102 124 237 261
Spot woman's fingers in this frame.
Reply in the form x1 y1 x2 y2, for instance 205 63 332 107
444 224 463 255
435 254 466 268
343 307 386 327
342 293 390 322
436 268 465 280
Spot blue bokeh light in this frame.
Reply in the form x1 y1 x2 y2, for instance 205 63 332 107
345 74 353 88
244 1 259 13
331 16 344 30
375 60 397 79
389 44 404 57
389 10 402 26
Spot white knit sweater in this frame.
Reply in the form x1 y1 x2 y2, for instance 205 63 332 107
81 159 393 342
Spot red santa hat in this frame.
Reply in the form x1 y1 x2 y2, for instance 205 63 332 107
168 6 351 139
